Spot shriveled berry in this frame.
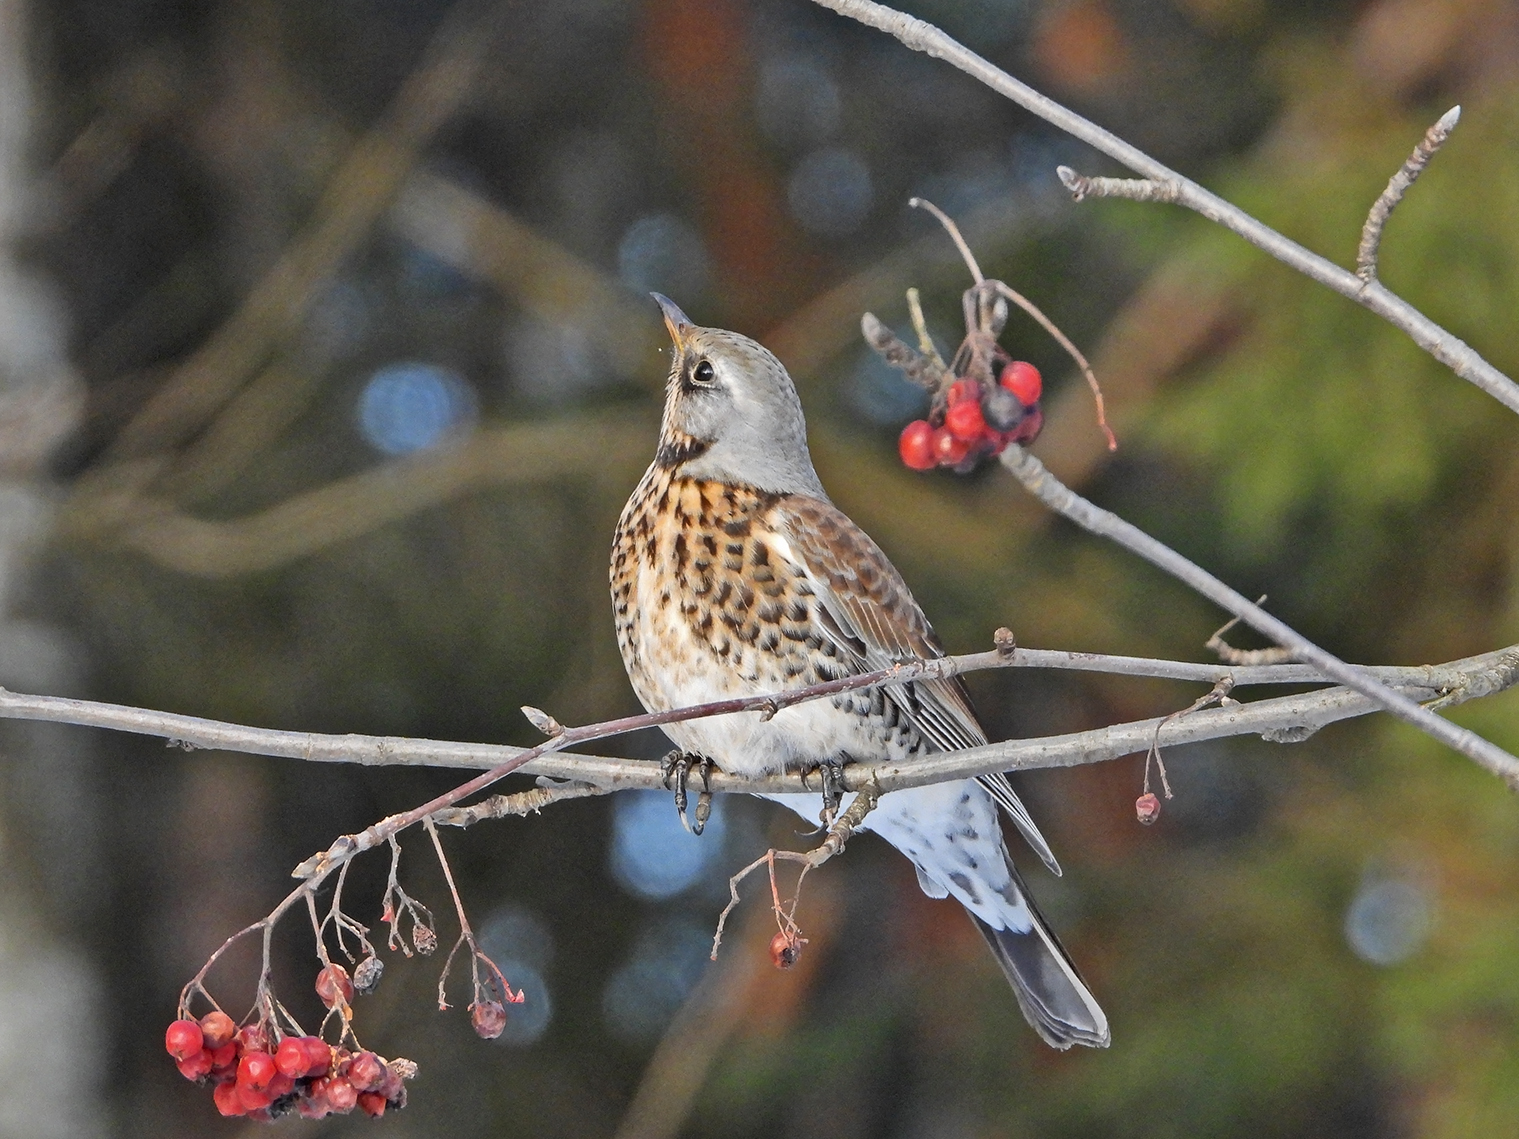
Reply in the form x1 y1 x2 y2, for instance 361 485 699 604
944 398 987 443
1009 406 1043 445
315 963 354 1009
198 1011 236 1051
212 1080 246 1117
347 1051 386 1093
324 1076 359 1113
297 1096 332 1120
353 955 384 996
999 360 1042 406
769 930 802 970
931 427 970 467
176 1049 213 1081
165 1019 203 1061
982 386 1023 432
898 420 935 471
358 1091 388 1118
946 377 981 407
237 1051 277 1093
235 1024 269 1055
1135 792 1161 825
472 1000 508 1040
412 924 438 955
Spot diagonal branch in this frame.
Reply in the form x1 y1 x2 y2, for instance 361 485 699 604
807 0 1519 416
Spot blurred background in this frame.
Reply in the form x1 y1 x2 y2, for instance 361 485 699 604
0 0 1515 1134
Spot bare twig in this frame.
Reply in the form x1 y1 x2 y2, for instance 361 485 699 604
999 443 1519 786
1357 106 1461 283
808 0 1519 415
1056 168 1182 204
1206 601 1294 666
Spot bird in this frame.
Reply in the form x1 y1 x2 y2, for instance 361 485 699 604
610 293 1109 1049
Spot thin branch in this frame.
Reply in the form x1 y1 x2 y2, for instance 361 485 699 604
3 643 1515 796
1357 106 1461 283
999 443 1519 786
1056 168 1182 204
808 0 1519 415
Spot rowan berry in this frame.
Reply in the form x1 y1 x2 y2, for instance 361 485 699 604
303 1036 333 1079
999 360 1042 406
931 426 970 466
235 1024 269 1054
274 1037 310 1078
981 386 1023 432
236 1083 274 1112
946 377 981 406
237 1051 277 1093
198 1010 235 1050
165 1019 203 1062
208 1041 238 1076
212 1080 246 1117
944 397 987 443
1010 407 1043 444
898 420 935 471
315 963 354 1009
347 1051 386 1093
175 1050 214 1081
1135 792 1161 825
324 1076 359 1113
358 1091 388 1118
268 1071 296 1100
472 1000 508 1039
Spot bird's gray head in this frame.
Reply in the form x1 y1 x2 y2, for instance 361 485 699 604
648 294 827 498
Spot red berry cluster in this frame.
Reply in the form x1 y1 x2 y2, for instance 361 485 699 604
899 360 1044 473
166 1005 412 1121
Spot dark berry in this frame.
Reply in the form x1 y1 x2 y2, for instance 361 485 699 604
982 386 1023 432
1135 792 1162 825
472 1000 508 1040
353 955 384 995
769 930 802 969
198 1011 235 1050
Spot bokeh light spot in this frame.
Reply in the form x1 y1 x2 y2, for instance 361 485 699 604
755 55 841 147
357 362 476 455
617 214 711 299
609 789 727 900
787 147 873 236
602 918 712 1043
1345 876 1432 965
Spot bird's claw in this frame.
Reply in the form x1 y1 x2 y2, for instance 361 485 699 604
660 750 715 835
811 759 846 827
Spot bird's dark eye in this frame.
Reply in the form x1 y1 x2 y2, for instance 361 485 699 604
692 359 715 385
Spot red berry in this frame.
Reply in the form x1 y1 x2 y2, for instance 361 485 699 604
347 1051 386 1093
235 1024 269 1054
197 1011 235 1050
358 1091 388 1118
212 1080 246 1117
944 398 987 443
315 963 354 1009
999 360 1042 406
472 1000 508 1040
769 930 802 970
175 1049 213 1081
324 1076 358 1113
236 1082 274 1111
931 427 970 467
207 1041 239 1076
898 420 935 471
236 1051 277 1093
165 1019 203 1061
303 1037 333 1079
1135 792 1162 825
946 377 981 406
268 1071 296 1100
274 1037 309 1078
298 1096 332 1120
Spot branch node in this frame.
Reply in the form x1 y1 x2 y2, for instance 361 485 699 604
520 705 564 738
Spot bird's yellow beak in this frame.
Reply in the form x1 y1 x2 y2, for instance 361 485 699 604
652 293 694 352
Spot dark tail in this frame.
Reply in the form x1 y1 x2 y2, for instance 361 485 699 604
970 861 1110 1049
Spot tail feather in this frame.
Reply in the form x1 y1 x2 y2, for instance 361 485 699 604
970 863 1110 1049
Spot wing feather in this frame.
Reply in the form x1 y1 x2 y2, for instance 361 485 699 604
765 495 1061 875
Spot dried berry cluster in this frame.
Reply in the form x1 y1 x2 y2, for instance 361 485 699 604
166 967 414 1122
898 360 1044 472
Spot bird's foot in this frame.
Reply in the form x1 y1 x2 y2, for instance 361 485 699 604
660 750 716 835
809 759 846 827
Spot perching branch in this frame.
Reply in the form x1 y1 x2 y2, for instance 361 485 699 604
3 642 1515 796
808 0 1519 416
998 444 1519 786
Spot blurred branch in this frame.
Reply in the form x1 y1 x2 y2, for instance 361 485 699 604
93 0 504 468
61 413 652 577
2 641 1513 791
1000 443 1519 785
809 0 1519 416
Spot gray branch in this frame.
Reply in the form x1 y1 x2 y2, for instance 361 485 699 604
808 0 1519 416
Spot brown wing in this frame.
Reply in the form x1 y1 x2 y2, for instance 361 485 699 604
766 494 1060 875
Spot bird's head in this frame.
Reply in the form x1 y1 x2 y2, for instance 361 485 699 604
649 294 826 498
